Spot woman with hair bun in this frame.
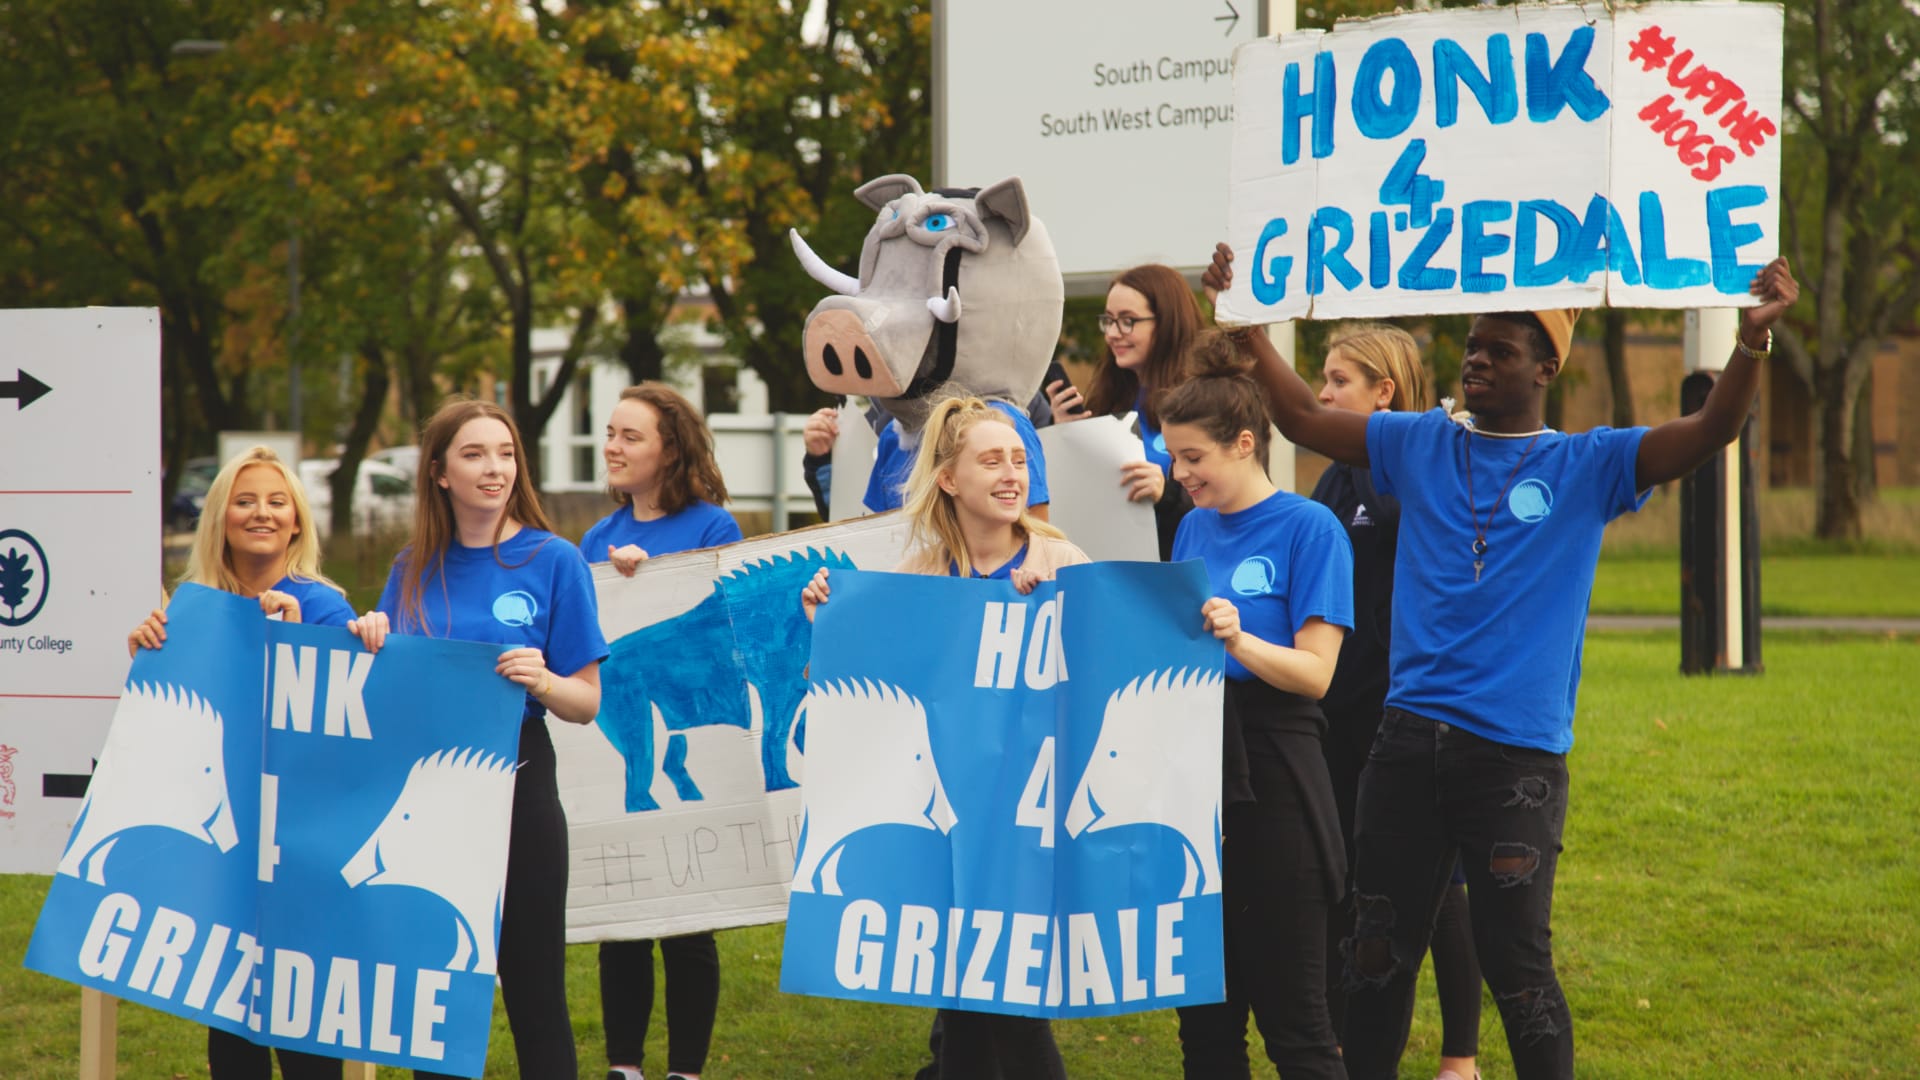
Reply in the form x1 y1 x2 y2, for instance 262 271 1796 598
803 394 1082 1080
1157 332 1352 1080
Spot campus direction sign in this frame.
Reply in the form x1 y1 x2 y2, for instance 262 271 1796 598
936 0 1261 284
0 309 160 874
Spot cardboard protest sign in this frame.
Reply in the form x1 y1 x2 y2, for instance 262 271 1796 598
25 584 523 1077
1038 414 1160 565
1219 2 1782 321
781 561 1226 1019
554 513 915 942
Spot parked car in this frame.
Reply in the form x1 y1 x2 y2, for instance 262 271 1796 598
298 458 414 537
368 445 420 479
167 456 221 532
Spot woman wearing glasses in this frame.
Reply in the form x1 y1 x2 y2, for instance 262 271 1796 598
1044 263 1203 559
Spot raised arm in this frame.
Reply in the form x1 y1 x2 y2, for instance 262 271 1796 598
1201 244 1370 467
1636 257 1799 489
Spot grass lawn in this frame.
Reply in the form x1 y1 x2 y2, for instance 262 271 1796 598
1589 553 1920 617
5 631 1916 1077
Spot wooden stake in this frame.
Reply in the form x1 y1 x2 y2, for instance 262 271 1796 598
79 989 116 1080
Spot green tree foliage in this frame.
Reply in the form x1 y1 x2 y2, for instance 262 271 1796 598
0 1 260 496
1775 0 1920 540
677 2 935 412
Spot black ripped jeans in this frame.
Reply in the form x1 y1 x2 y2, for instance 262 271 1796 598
1341 710 1572 1080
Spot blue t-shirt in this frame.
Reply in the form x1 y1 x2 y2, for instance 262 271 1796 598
579 500 743 563
277 574 355 629
1134 390 1172 475
376 528 609 723
949 543 1028 580
863 400 1051 513
1172 490 1354 683
1367 409 1649 753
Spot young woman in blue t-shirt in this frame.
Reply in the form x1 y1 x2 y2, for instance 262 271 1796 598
1307 327 1483 1080
803 396 1085 1080
348 398 607 1080
584 383 743 1080
1157 335 1354 1080
1045 263 1203 559
127 446 351 1080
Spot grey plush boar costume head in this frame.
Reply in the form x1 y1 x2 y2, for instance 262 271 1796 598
790 174 1065 435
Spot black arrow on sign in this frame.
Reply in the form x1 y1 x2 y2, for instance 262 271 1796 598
1 369 50 410
43 760 96 798
1215 0 1240 36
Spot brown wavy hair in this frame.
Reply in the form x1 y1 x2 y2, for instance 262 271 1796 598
1084 263 1204 427
608 383 729 515
396 397 555 634
1153 331 1274 469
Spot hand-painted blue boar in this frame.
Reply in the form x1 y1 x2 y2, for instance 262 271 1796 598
790 174 1064 433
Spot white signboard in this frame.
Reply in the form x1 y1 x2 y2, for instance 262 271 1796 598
940 0 1260 281
1218 2 1783 322
0 308 161 873
1037 413 1159 564
555 513 915 941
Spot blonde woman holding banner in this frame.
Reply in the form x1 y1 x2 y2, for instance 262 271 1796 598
126 446 350 1080
803 395 1083 1080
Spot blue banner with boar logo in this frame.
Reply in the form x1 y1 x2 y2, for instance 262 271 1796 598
26 584 524 1078
781 561 1227 1018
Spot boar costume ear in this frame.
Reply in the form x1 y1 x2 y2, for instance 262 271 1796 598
974 177 1032 246
854 174 925 212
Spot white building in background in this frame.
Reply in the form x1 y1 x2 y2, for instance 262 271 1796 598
528 321 820 530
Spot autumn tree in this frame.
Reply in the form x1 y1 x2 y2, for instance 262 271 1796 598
1775 0 1920 539
0 0 261 498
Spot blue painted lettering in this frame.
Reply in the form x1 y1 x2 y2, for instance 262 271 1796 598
1368 211 1391 288
1433 36 1518 128
1252 218 1294 305
1308 208 1363 295
1460 201 1513 293
1524 26 1610 123
1513 199 1581 287
1282 52 1338 165
1705 185 1767 294
1353 38 1421 141
1636 191 1710 289
1398 208 1457 291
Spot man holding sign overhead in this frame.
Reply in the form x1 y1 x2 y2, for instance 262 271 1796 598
1202 244 1796 1079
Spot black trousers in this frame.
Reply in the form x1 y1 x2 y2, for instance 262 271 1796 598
599 934 721 1074
1323 706 1482 1055
1176 730 1346 1080
1342 710 1571 1080
207 1027 343 1080
935 1009 1066 1080
417 724 577 1079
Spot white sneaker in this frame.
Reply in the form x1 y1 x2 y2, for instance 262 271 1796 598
607 1068 644 1080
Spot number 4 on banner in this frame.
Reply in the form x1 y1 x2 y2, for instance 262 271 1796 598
1015 737 1056 848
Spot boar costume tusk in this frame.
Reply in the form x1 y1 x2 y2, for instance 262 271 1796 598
926 287 962 324
789 229 861 297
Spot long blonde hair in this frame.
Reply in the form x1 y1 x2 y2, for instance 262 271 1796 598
901 397 1063 577
1326 323 1432 413
181 446 343 598
397 397 555 633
